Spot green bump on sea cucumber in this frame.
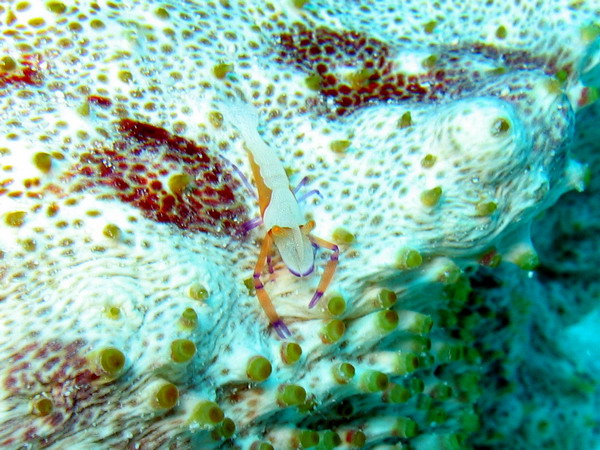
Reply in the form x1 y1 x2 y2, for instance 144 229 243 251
31 397 53 416
46 1 67 14
420 186 442 207
491 117 511 136
298 429 319 448
409 377 425 395
246 356 272 382
213 62 234 79
377 289 397 308
421 153 437 168
395 248 422 270
347 430 366 447
581 23 600 42
153 382 179 410
360 370 389 393
376 309 399 333
555 68 569 84
398 111 412 128
326 295 346 316
394 352 420 375
212 417 236 440
515 250 540 270
332 227 354 244
292 0 310 9
179 308 198 329
305 74 322 91
405 312 433 335
189 283 209 301
5 211 26 227
496 25 508 39
393 417 418 438
250 442 274 450
105 305 121 319
103 224 121 239
281 342 302 365
0 56 16 72
423 20 438 34
430 383 453 400
332 362 355 384
384 383 411 403
426 407 448 424
329 140 351 154
475 201 497 216
170 339 196 363
93 347 125 377
320 430 342 448
277 384 307 407
154 6 170 19
320 319 345 344
168 173 192 195
189 400 224 426
33 152 52 173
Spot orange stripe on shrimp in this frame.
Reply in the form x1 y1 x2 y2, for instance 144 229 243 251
223 100 339 339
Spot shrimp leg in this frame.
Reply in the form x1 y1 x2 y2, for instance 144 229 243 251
253 232 291 338
307 235 340 308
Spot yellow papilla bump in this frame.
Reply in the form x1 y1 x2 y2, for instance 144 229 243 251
281 342 302 365
376 310 399 333
420 186 442 207
212 417 236 440
250 442 274 450
395 248 422 270
384 383 411 403
298 429 320 448
212 62 234 79
170 339 196 363
188 283 209 301
5 211 27 227
168 173 192 195
326 295 346 316
398 111 412 128
90 347 125 378
377 289 397 308
332 362 355 384
277 384 307 407
33 152 52 173
329 140 351 154
189 400 224 426
31 397 53 417
153 382 179 410
394 417 418 438
102 224 121 239
179 307 198 329
246 356 272 382
360 370 389 393
346 430 366 447
320 319 345 344
332 227 354 244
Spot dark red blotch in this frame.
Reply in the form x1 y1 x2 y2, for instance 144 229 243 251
74 119 247 236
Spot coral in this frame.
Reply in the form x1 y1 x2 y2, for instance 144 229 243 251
0 0 598 449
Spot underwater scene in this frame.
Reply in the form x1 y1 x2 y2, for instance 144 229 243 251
0 0 599 448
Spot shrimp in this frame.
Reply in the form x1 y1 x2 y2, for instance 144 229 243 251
222 100 339 339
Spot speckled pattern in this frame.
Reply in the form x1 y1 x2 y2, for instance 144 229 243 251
0 0 598 448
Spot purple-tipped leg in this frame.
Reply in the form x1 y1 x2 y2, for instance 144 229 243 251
297 189 323 203
272 319 291 339
241 217 263 234
308 291 324 309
